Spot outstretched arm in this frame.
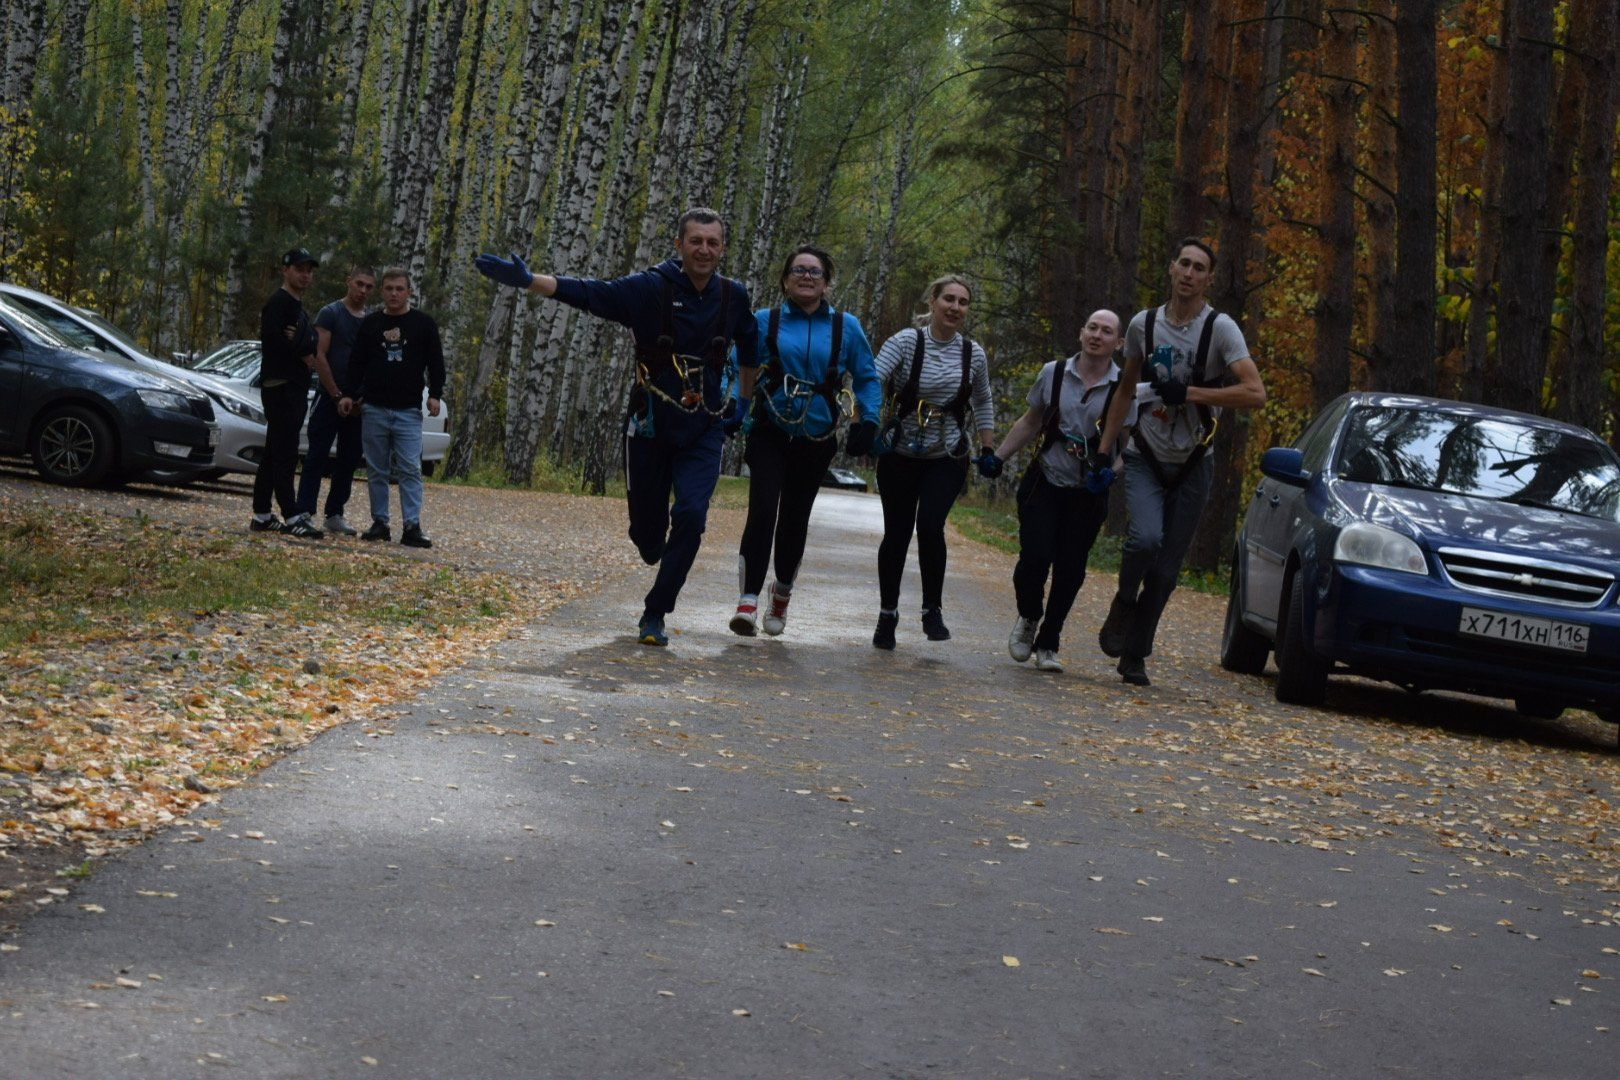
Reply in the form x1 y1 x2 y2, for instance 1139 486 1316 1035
995 404 1045 461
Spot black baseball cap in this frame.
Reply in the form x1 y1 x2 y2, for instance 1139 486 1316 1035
281 247 318 268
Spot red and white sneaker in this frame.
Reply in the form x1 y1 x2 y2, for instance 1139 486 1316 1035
762 581 791 636
729 599 758 637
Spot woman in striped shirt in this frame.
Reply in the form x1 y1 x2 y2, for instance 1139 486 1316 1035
870 274 1001 649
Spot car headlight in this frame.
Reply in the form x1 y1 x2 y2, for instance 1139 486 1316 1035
136 388 191 413
1332 522 1428 575
214 392 265 424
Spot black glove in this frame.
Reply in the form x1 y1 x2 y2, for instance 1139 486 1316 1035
473 251 534 290
844 419 877 458
721 399 748 438
1151 372 1188 407
975 449 1003 479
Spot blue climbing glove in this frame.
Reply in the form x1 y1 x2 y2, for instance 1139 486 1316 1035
473 251 534 290
1084 451 1115 494
1150 370 1188 406
721 399 748 438
844 419 877 458
975 449 1003 480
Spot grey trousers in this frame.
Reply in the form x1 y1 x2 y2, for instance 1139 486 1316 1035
1113 449 1214 658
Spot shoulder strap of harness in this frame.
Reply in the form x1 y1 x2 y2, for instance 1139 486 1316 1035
1037 360 1066 454
895 327 926 415
947 336 973 429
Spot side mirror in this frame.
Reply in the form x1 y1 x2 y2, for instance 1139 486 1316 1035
1260 446 1308 486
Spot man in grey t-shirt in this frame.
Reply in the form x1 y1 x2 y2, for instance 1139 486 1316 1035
296 265 375 534
1093 238 1268 686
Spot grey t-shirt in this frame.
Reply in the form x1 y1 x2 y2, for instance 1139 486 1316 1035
1028 357 1136 488
1123 303 1248 464
315 300 367 386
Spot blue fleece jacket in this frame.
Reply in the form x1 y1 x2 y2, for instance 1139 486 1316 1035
747 301 880 439
552 258 757 444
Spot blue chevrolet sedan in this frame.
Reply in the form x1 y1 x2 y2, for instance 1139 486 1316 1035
1222 393 1620 724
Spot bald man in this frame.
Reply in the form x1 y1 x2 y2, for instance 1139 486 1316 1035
992 309 1135 674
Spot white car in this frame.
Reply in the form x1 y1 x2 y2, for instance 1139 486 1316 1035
0 282 266 480
191 340 452 471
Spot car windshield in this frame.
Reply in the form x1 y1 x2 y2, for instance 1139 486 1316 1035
1335 406 1620 522
76 307 144 353
194 342 261 378
0 297 79 349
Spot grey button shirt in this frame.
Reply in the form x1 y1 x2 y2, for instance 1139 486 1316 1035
1030 357 1135 488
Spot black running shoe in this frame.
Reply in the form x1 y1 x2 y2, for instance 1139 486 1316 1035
1099 594 1134 658
400 523 433 549
361 519 390 542
281 514 324 540
1117 654 1151 686
872 613 898 650
921 608 951 641
249 516 281 533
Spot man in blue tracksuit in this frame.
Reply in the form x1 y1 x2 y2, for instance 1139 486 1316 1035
475 208 757 646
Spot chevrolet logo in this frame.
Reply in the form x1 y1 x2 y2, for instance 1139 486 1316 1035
1515 572 1536 587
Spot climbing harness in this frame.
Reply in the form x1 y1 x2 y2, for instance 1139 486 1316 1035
876 327 974 458
751 304 854 442
1131 305 1221 491
628 276 736 433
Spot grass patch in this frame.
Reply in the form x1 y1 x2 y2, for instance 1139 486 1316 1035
0 506 512 650
433 452 627 499
949 490 1228 596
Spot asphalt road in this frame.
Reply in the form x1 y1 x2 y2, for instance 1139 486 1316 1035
2 489 1616 1078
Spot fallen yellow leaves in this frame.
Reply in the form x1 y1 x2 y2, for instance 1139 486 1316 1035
1002 955 1021 968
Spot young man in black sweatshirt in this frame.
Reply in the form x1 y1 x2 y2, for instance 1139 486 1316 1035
339 268 444 548
253 247 340 538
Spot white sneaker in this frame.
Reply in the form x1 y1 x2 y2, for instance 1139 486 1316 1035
761 581 790 636
729 600 758 637
1034 649 1063 673
323 513 357 536
1008 617 1036 662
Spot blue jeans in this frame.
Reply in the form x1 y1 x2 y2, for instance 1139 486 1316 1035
296 394 364 517
361 406 424 526
1113 450 1213 657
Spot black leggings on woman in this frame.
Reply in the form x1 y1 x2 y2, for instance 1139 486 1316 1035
876 452 969 611
739 421 839 596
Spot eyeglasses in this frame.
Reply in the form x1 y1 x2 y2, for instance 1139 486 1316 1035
787 266 825 279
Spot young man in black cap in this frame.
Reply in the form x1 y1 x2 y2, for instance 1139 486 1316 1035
252 247 339 538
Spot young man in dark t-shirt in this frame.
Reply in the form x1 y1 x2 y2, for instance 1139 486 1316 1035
339 268 444 549
253 247 339 539
296 265 375 535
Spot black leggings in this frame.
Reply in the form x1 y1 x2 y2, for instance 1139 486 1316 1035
876 452 968 611
738 422 838 595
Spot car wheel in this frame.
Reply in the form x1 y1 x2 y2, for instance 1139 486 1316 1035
1220 553 1270 675
31 405 116 487
1514 698 1564 720
1274 569 1328 706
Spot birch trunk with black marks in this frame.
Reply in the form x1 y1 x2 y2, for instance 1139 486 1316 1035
506 0 642 483
446 0 581 480
132 6 158 235
397 0 470 295
219 0 301 341
328 0 377 208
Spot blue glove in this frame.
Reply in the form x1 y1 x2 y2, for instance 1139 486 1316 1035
1151 372 1188 406
1084 465 1115 495
721 399 748 438
474 251 534 290
975 449 1003 479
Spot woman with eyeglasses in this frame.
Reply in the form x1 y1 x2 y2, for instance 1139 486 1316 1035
869 274 998 649
989 309 1134 672
727 245 880 638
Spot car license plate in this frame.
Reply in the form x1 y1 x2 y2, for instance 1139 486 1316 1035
1459 607 1588 653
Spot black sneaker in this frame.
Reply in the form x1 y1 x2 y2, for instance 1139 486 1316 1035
921 608 951 641
1099 594 1134 658
361 519 390 542
872 612 898 650
1118 654 1151 686
249 516 281 533
400 523 433 549
281 514 324 539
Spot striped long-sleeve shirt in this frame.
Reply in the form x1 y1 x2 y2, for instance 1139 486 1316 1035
874 326 995 459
